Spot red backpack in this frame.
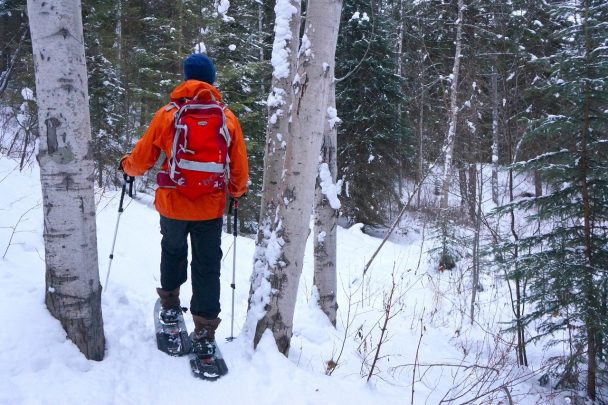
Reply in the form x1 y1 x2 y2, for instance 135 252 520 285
156 90 231 199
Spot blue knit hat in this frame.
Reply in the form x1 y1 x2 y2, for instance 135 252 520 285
183 53 216 84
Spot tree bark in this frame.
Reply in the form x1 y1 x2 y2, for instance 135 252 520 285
440 0 464 209
248 0 341 355
313 88 340 327
27 0 105 360
580 1 597 398
491 65 500 205
246 0 301 352
534 170 542 197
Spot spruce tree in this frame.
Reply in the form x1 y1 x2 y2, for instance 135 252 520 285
1 0 35 164
336 0 410 226
197 0 273 232
499 0 608 399
83 1 126 186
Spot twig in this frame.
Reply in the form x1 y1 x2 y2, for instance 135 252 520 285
411 307 425 405
0 162 20 184
2 203 40 259
367 269 398 382
502 385 514 405
327 277 360 376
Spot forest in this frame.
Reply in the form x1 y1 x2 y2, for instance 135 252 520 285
1 0 607 403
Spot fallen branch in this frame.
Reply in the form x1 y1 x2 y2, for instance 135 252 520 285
363 157 440 275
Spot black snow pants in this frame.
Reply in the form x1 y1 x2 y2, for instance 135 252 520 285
159 215 223 319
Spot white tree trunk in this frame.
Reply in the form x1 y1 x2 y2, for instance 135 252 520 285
247 0 301 351
491 65 500 205
313 86 340 327
115 0 123 78
440 0 464 209
27 0 105 360
247 0 341 355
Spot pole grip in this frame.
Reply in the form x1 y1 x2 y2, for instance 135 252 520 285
125 173 135 198
118 177 128 211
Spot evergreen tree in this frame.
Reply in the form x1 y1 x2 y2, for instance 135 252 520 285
83 1 126 186
336 0 411 226
1 0 35 164
197 0 273 232
498 0 608 399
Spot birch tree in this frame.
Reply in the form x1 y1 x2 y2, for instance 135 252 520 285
247 0 301 352
313 15 342 325
247 0 341 354
439 0 464 209
490 65 499 205
27 0 104 360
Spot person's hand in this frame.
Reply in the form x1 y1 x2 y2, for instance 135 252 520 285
118 154 130 171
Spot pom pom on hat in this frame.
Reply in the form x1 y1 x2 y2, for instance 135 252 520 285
183 53 216 84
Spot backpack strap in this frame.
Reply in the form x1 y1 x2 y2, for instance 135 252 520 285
164 102 180 112
193 89 215 102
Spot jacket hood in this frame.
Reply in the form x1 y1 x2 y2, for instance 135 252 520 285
170 80 223 103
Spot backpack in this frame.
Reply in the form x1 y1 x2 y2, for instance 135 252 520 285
156 90 231 199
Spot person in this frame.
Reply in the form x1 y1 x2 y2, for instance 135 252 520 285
120 53 248 354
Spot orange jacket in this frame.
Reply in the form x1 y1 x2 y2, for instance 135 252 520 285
122 80 249 221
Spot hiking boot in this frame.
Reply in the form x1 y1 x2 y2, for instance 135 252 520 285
157 287 181 324
191 316 221 358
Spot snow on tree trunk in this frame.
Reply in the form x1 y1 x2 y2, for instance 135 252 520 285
440 0 464 209
27 0 105 360
313 87 341 327
247 0 341 355
246 0 301 352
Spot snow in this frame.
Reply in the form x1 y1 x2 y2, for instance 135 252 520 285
270 0 298 80
349 11 369 23
194 42 207 54
268 88 287 125
217 0 230 15
316 231 326 243
0 156 571 404
299 34 311 58
327 106 341 129
466 120 476 133
21 88 34 101
318 163 341 210
217 0 234 22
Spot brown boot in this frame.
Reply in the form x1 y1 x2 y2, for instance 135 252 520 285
156 287 181 309
157 287 181 324
192 315 221 341
192 315 221 357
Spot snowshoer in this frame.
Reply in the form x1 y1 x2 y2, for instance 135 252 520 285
120 53 248 359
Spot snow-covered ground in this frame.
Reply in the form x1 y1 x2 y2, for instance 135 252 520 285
0 156 569 404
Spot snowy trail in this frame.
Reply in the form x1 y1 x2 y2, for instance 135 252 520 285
0 157 553 404
0 158 414 404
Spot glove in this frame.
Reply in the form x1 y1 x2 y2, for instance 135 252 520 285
118 154 130 172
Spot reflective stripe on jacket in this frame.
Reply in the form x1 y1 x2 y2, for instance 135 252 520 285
122 80 249 221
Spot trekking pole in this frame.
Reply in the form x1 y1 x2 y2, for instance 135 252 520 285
226 197 238 341
104 173 134 293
